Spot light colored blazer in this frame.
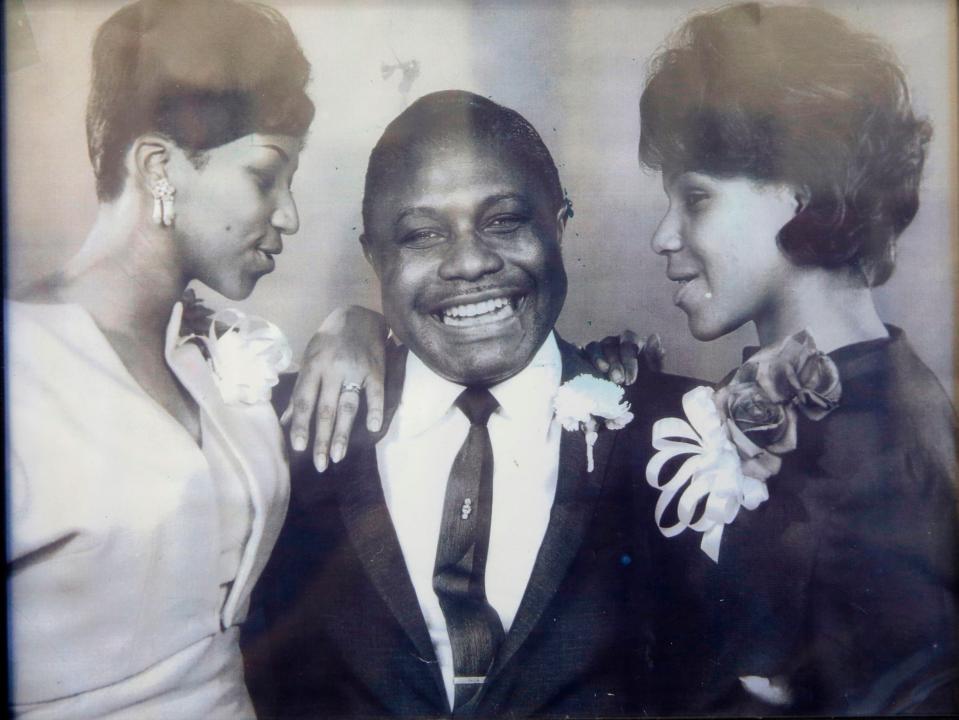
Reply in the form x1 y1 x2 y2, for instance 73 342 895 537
7 301 289 718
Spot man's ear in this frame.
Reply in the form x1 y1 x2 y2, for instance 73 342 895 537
554 206 568 244
359 233 377 272
792 185 811 215
132 134 174 191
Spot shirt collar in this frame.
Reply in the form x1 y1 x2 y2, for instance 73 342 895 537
392 332 562 438
488 332 561 424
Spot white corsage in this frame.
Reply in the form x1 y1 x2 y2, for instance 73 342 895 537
646 386 769 563
182 308 293 405
645 331 841 563
553 374 634 472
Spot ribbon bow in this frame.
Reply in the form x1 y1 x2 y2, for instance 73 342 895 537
646 386 769 562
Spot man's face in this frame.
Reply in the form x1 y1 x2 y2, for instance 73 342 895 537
363 139 567 386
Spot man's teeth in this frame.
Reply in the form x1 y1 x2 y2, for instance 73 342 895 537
440 296 515 325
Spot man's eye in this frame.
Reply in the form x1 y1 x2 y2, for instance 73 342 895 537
484 215 525 234
401 229 445 248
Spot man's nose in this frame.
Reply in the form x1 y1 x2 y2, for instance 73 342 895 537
438 230 505 281
650 208 682 255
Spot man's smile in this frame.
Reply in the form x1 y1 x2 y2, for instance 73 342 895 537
427 288 529 329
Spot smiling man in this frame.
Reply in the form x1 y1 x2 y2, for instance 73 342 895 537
360 95 568 389
244 91 690 719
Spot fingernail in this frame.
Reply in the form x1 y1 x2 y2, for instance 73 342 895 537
280 408 292 425
292 434 307 452
367 414 382 432
314 453 328 472
331 442 345 463
598 360 609 370
611 370 623 383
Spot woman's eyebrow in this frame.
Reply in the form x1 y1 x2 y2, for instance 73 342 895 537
256 144 291 162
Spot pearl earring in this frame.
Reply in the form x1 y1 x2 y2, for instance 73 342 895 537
151 178 176 227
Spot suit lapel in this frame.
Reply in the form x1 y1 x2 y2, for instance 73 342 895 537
333 344 449 707
485 337 618 685
336 450 444 678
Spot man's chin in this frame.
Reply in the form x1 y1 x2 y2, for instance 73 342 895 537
437 351 533 386
414 328 541 386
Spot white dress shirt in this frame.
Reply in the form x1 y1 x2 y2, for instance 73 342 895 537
377 332 563 708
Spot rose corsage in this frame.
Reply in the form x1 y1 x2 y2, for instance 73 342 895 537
646 330 841 562
554 374 634 472
178 290 293 406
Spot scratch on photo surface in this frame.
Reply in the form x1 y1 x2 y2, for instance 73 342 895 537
7 0 40 71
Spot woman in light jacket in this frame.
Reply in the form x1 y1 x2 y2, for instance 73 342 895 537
7 1 315 717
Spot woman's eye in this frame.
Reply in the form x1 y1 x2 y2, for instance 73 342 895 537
484 215 526 234
683 191 709 211
401 229 446 248
250 169 277 194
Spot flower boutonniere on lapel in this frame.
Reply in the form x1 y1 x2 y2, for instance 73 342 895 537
178 290 293 406
553 374 634 472
646 330 841 563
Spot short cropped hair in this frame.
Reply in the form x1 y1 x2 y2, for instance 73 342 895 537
640 2 931 286
362 90 565 237
87 0 315 201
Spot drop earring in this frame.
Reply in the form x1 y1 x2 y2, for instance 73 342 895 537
151 178 176 227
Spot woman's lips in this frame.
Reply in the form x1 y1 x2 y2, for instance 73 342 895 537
254 248 276 272
672 275 705 306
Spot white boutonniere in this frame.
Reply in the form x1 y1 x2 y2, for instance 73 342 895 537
553 374 634 472
645 331 841 563
181 307 293 406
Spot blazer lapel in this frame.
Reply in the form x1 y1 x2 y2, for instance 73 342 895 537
333 344 449 707
485 337 619 685
164 323 290 629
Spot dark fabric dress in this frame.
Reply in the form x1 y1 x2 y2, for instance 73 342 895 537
634 326 959 715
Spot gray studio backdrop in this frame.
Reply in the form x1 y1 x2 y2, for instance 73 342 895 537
6 0 956 392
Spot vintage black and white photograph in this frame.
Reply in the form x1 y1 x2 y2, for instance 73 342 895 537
5 0 957 717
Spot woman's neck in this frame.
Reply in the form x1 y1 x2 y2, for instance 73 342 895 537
754 267 888 353
60 199 186 343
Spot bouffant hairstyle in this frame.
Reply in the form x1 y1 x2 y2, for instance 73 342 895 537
639 2 931 286
87 0 315 201
362 90 565 237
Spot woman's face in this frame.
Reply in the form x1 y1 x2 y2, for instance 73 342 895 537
169 133 302 300
650 171 800 341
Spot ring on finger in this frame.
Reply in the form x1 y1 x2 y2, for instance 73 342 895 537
341 381 363 394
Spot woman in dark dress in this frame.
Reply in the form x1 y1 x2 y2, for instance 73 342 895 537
630 3 958 714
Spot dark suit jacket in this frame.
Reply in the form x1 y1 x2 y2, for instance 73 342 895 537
242 338 697 718
631 327 959 716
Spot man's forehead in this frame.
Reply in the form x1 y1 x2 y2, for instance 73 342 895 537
383 142 547 198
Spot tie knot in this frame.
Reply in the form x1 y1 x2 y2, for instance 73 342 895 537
455 387 499 426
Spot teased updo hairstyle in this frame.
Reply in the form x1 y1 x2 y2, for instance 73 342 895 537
640 2 931 286
87 0 315 202
362 90 565 236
